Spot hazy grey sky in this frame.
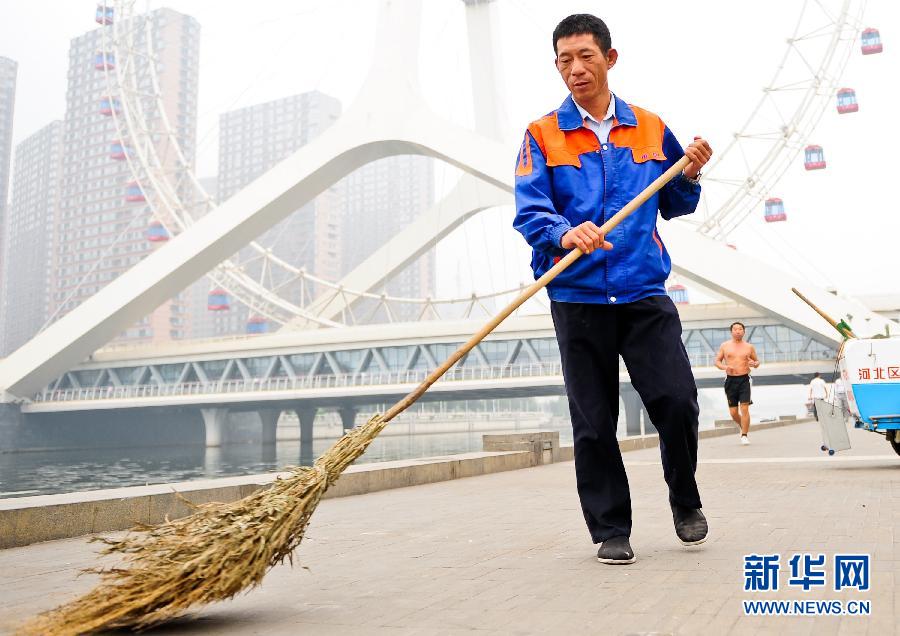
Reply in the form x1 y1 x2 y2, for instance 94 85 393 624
2 1 897 301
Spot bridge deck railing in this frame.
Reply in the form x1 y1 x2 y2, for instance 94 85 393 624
32 349 833 404
34 362 566 404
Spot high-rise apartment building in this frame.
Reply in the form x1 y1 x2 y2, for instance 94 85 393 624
192 91 341 338
340 155 435 319
1 121 63 355
50 8 199 345
0 57 18 329
216 92 340 202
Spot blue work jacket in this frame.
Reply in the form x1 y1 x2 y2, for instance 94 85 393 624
513 94 701 304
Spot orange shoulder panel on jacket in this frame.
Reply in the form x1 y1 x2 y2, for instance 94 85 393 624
563 127 600 157
530 114 590 168
609 104 668 163
527 116 553 156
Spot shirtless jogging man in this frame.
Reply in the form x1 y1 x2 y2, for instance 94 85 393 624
715 322 760 444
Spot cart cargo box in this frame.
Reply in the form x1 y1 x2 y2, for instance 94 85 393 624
839 337 900 428
838 337 900 457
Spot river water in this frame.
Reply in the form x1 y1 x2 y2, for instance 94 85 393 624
0 385 811 499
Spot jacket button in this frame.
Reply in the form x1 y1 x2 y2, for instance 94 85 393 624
610 296 617 303
602 144 608 151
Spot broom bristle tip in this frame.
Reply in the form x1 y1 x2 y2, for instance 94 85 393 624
24 408 392 633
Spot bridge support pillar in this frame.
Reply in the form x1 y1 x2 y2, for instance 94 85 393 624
258 408 280 445
293 406 317 463
338 406 357 432
201 407 229 447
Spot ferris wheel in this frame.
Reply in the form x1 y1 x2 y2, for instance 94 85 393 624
94 0 874 331
690 0 871 239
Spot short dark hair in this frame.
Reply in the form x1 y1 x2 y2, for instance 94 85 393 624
553 14 611 55
814 372 820 378
730 321 745 331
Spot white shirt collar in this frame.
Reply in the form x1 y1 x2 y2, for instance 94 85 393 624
573 93 616 125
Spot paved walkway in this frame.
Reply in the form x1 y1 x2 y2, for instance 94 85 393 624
1 421 897 635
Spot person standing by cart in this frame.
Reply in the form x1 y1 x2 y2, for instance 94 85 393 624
808 372 829 421
715 322 760 445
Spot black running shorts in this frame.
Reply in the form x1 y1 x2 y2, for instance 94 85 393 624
724 374 752 407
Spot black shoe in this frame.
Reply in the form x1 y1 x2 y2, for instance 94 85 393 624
596 535 636 564
671 502 708 546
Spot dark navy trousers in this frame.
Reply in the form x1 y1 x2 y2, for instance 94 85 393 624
550 295 702 543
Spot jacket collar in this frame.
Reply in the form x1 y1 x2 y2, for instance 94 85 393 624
557 93 637 131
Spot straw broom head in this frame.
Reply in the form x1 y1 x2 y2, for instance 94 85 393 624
20 413 388 635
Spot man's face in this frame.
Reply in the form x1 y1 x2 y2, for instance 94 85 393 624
555 33 617 104
731 325 745 341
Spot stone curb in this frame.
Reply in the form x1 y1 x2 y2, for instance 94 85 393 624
0 450 539 549
0 417 809 549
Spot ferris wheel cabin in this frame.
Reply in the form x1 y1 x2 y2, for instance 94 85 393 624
246 316 269 334
666 284 689 305
804 145 826 170
861 28 883 55
146 221 169 243
125 181 145 202
764 198 787 222
95 4 114 25
93 52 114 71
99 97 121 116
207 289 230 311
836 88 858 114
110 141 130 160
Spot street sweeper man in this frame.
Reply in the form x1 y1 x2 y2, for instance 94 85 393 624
513 14 713 565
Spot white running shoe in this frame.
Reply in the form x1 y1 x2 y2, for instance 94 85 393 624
741 435 750 445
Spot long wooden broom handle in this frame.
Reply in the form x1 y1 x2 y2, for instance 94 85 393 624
382 155 692 422
791 287 857 338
